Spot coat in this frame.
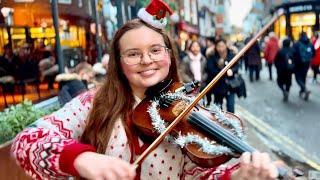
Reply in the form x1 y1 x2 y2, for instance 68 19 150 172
264 37 279 64
179 53 207 84
274 47 294 73
244 38 262 66
206 50 239 96
311 40 320 66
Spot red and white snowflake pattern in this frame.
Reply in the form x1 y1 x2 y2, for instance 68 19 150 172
11 89 233 180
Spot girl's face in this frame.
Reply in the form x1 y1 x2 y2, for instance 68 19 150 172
190 42 200 54
119 26 171 97
216 41 227 55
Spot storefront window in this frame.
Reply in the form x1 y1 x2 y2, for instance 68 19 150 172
10 27 26 49
29 26 86 49
0 28 9 54
274 15 286 39
290 12 315 41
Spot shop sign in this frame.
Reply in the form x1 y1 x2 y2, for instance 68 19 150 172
48 0 72 4
215 5 224 14
289 5 313 13
14 0 34 2
58 0 72 4
178 22 199 34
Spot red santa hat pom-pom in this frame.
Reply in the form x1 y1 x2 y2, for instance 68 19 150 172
137 0 178 29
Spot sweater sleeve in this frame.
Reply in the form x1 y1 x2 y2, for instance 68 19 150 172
11 90 96 179
182 155 239 180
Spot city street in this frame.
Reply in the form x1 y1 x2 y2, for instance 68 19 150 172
235 62 320 172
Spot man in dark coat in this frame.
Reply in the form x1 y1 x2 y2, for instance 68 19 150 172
292 32 315 101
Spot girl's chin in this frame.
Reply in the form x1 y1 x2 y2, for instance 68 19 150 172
141 78 163 88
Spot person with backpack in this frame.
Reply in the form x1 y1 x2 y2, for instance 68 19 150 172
292 32 315 101
274 38 294 102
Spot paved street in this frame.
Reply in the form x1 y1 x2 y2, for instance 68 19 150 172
235 62 320 172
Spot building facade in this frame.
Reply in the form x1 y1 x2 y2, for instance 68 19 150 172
273 0 320 41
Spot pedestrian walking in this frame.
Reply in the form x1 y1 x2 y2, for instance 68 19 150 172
207 39 239 112
179 40 207 85
292 32 315 100
264 32 280 81
274 38 294 102
311 32 320 83
244 36 262 82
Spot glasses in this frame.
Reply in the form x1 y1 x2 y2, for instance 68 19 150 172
121 45 170 65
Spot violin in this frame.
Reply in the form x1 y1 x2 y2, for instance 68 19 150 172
133 80 245 167
132 80 303 179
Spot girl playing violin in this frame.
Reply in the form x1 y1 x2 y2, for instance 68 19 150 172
12 1 279 179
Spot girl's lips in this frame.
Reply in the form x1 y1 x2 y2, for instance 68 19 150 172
139 69 157 76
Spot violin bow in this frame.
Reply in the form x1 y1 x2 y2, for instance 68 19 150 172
134 8 285 166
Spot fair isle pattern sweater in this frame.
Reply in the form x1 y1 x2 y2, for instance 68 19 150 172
11 90 234 180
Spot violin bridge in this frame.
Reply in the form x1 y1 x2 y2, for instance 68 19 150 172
172 101 189 117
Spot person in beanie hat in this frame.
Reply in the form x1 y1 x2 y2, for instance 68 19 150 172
11 0 280 179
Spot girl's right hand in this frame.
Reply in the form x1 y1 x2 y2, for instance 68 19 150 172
74 151 136 180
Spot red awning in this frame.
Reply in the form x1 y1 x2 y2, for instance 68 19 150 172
178 21 199 34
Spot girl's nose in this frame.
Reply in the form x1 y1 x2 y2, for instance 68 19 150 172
140 53 153 64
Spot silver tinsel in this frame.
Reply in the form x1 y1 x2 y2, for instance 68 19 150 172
209 104 244 139
147 92 244 155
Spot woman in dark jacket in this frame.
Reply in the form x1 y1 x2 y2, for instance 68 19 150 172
274 38 294 102
206 39 239 113
244 36 262 82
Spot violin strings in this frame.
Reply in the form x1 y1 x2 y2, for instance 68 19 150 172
159 94 253 153
188 112 255 153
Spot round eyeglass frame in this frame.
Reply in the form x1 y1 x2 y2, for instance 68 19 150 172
120 45 171 65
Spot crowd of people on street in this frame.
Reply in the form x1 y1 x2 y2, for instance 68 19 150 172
176 30 320 109
266 31 318 102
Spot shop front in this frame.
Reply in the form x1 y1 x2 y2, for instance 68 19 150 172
0 0 91 53
274 0 320 41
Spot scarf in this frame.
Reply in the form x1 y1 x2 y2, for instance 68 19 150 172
188 52 202 82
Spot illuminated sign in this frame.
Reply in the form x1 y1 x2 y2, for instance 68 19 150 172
289 5 313 13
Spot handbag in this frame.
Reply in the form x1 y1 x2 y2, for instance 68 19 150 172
226 74 244 90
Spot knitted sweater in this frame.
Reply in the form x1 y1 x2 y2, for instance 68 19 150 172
11 90 235 180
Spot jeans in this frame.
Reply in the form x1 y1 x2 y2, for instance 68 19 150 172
267 62 273 80
295 64 309 92
277 72 292 92
248 65 260 82
214 92 235 113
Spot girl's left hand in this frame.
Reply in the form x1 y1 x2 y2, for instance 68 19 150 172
231 152 278 180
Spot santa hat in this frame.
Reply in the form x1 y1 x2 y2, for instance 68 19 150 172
137 0 178 29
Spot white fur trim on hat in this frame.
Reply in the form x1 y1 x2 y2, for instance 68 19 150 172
137 8 167 29
170 13 179 22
